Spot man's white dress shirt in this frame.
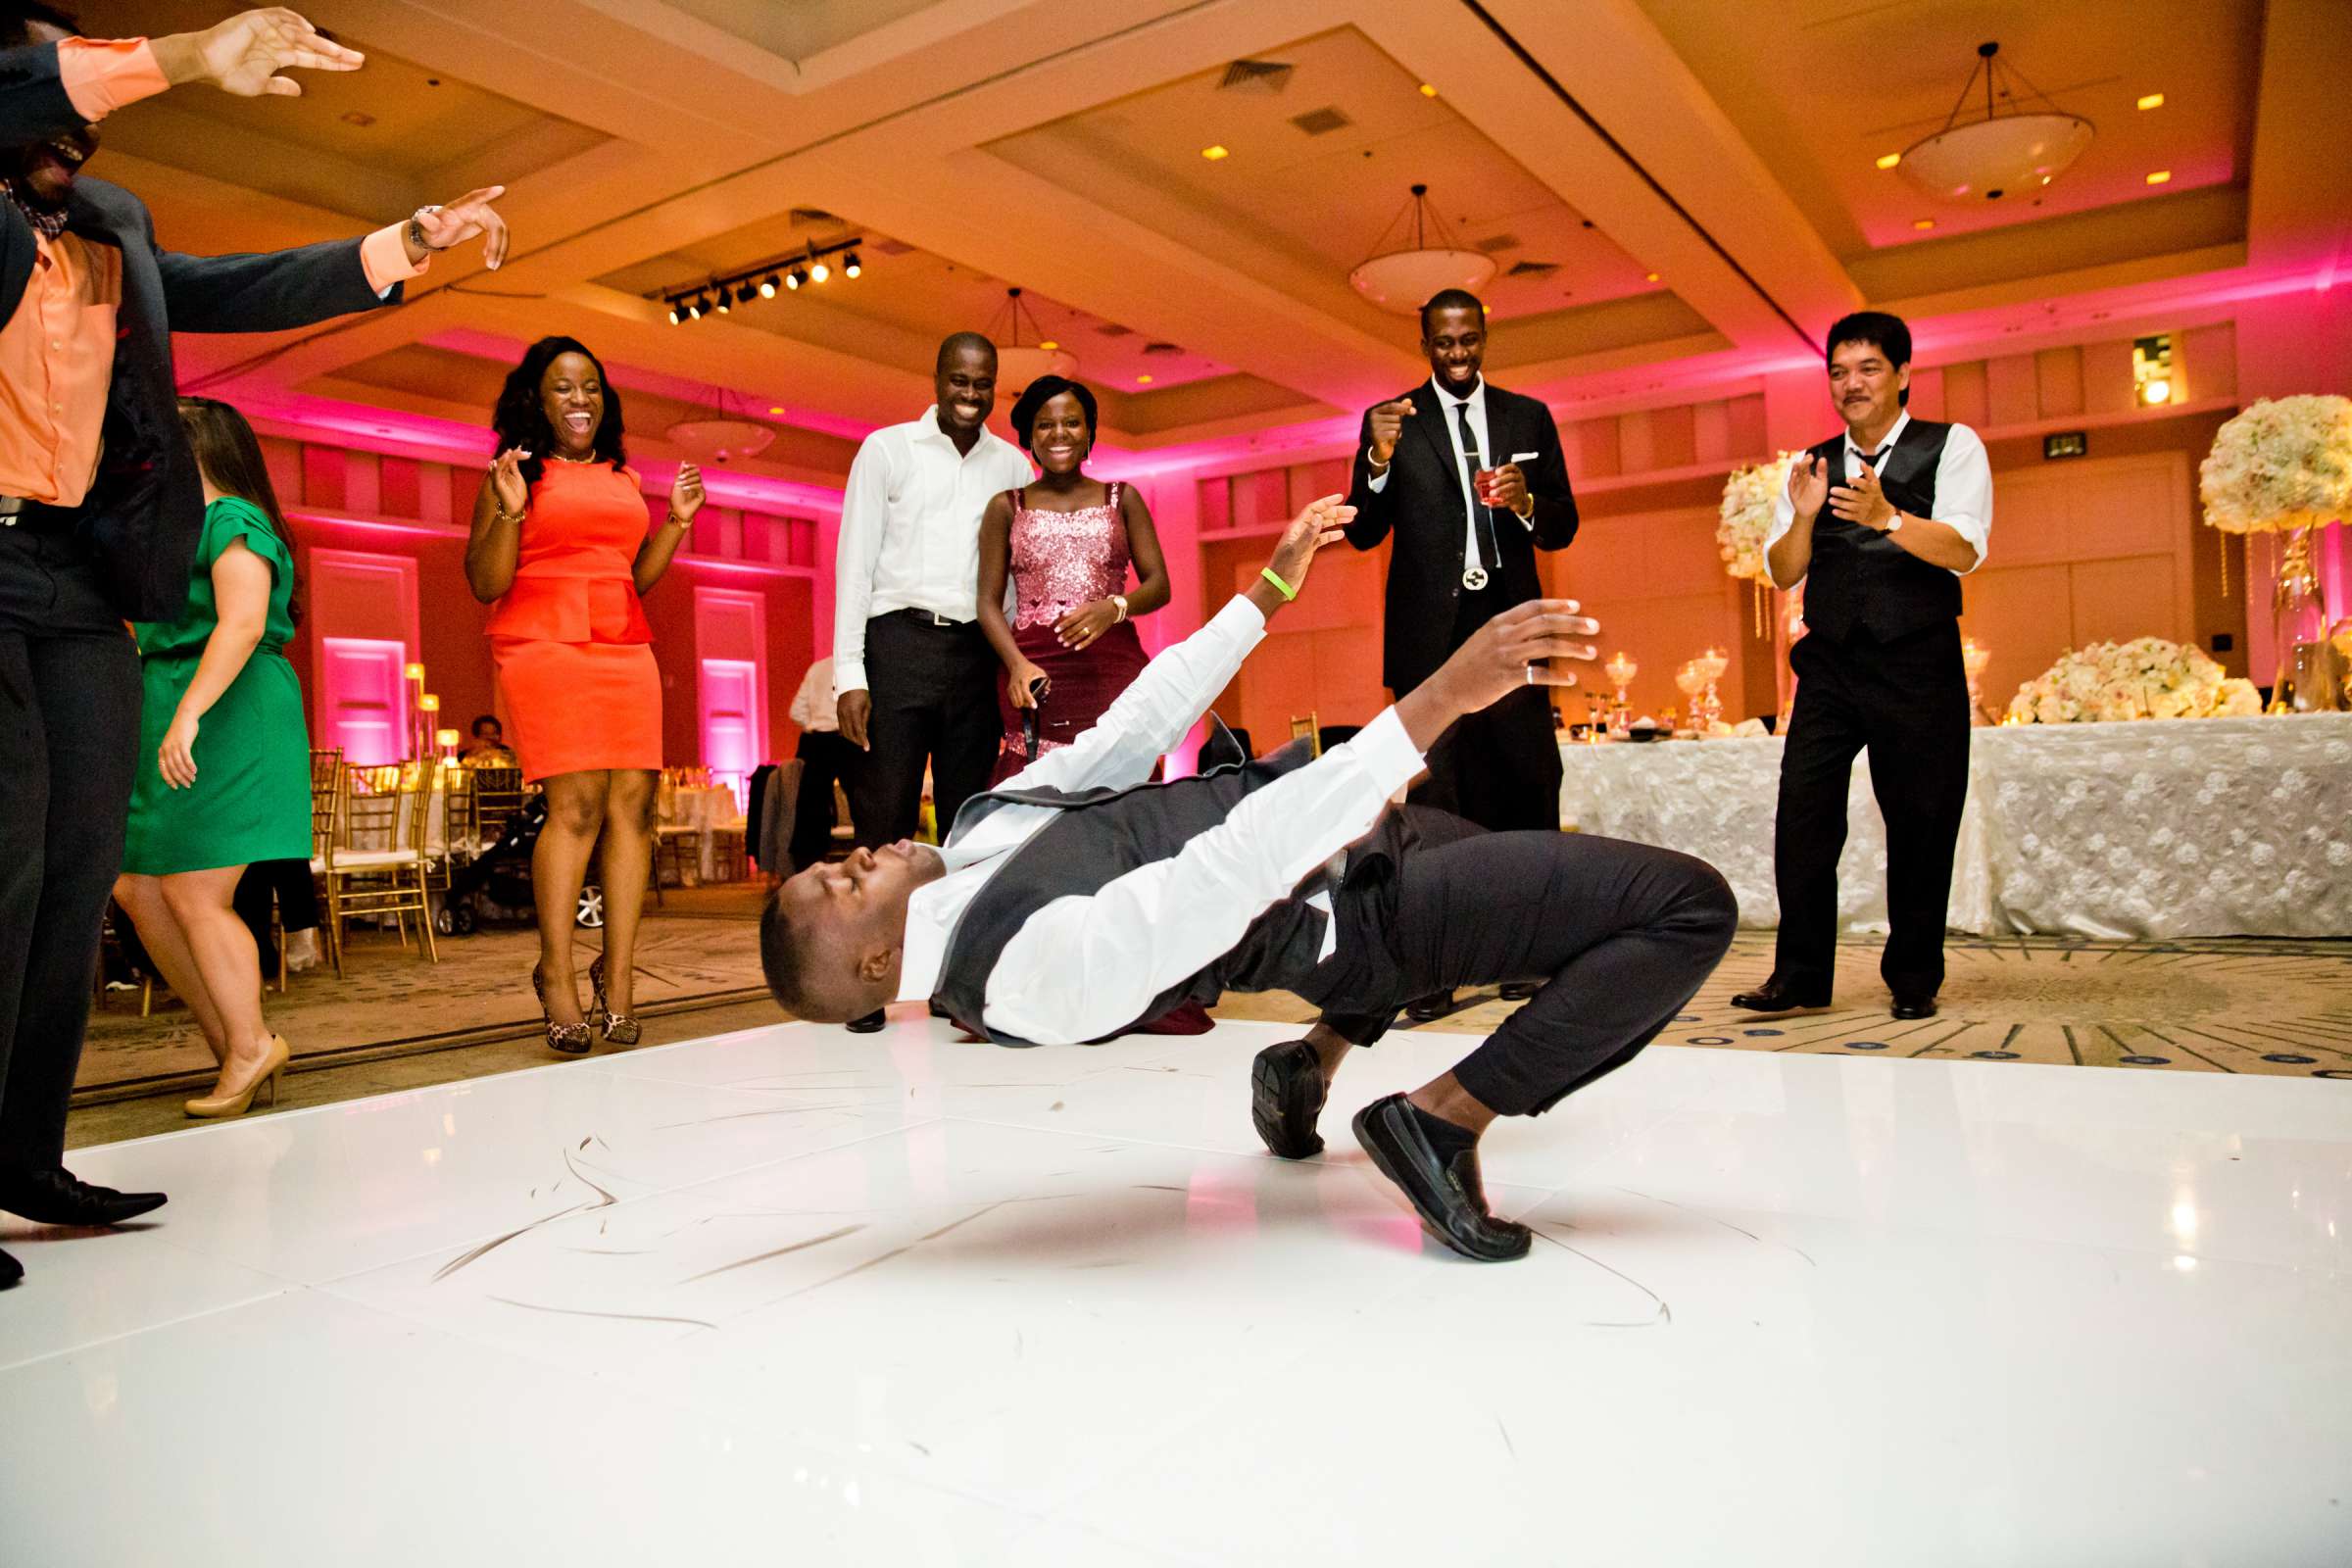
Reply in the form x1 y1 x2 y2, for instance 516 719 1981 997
1766 411 1994 574
893 595 1429 1046
832 407 1032 695
788 658 837 734
1364 375 1535 567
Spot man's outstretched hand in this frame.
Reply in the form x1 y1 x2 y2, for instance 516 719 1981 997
1247 494 1355 617
154 9 365 96
1396 599 1598 753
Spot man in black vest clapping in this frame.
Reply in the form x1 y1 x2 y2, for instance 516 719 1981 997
1733 312 1993 1022
762 498 1737 1263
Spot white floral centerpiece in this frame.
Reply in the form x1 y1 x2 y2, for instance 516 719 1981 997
2006 636 2262 724
1717 452 1798 582
2198 394 2352 534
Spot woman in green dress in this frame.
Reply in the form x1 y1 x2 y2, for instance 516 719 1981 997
113 399 311 1119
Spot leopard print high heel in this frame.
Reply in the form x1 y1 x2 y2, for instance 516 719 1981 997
588 953 640 1047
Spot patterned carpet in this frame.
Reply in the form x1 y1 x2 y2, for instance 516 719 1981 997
82 907 2352 1096
80 888 766 1093
1209 930 2352 1078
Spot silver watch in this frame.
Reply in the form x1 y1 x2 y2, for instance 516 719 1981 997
1886 513 1904 534
406 205 445 252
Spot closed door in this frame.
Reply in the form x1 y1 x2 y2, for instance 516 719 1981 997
699 658 758 803
307 548 419 761
317 637 409 764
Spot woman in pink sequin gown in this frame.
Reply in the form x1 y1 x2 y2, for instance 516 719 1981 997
977 376 1172 787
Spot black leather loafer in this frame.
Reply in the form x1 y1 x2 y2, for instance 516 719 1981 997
0 1247 21 1289
846 1009 886 1034
1498 982 1540 1003
1250 1039 1326 1160
1402 990 1458 1025
0 1167 168 1227
1728 977 1833 1013
1350 1094 1530 1262
1890 992 1938 1020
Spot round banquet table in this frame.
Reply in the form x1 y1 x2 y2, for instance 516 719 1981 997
1555 711 2352 939
660 783 744 884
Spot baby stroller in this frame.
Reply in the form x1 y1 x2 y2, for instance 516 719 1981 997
441 792 547 934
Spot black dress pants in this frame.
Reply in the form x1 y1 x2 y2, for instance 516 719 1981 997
1302 808 1737 1116
1769 621 1971 995
0 525 143 1173
1409 589 1562 834
846 611 1000 848
234 860 321 980
787 730 860 871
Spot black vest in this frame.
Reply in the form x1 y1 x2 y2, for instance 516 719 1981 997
929 738 1371 1046
1802 418 1961 644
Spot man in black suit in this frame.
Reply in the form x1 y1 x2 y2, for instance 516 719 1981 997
1345 287 1578 1018
0 4 510 1288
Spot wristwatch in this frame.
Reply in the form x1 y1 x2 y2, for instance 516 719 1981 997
1885 512 1905 534
1111 594 1129 622
406 205 446 253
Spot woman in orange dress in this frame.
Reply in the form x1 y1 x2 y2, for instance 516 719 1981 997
466 336 704 1054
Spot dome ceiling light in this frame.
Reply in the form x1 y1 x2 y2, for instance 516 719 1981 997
984 287 1078 395
1899 41 2094 205
1348 183 1496 315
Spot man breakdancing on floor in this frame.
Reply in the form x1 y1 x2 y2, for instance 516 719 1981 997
761 498 1735 1261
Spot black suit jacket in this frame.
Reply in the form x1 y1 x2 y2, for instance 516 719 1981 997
2 41 406 621
1343 378 1577 692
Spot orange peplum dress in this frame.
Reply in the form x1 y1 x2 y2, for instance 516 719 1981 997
487 460 663 782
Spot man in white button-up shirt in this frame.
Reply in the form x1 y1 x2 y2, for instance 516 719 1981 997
763 501 1737 1262
832 333 1032 858
1736 311 1993 1024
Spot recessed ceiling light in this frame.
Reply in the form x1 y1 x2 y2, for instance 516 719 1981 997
1039 340 1059 351
1645 271 1660 282
767 406 785 415
1418 82 1438 98
1913 218 1936 230
1875 152 1901 170
1136 373 1154 384
2145 170 2172 184
2137 92 2165 111
1200 144 1230 161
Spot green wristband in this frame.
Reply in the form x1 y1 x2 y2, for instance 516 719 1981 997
1259 566 1298 602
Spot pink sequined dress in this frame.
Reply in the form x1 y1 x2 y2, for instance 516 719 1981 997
990 483 1150 786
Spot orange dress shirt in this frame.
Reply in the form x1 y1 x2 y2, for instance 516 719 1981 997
1 38 425 508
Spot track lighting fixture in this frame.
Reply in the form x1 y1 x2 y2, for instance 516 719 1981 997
656 235 865 321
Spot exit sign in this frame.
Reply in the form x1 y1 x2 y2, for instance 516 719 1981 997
2044 431 2088 460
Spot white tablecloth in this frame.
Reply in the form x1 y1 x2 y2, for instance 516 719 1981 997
662 785 744 883
1557 712 2352 939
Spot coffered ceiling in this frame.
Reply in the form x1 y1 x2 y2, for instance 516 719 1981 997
61 0 2348 488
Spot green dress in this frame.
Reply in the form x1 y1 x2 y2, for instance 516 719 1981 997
122 497 312 875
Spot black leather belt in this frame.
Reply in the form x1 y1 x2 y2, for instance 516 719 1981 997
890 607 971 629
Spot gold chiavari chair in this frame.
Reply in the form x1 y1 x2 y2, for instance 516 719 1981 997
323 760 444 970
466 765 527 847
1288 710 1323 759
282 746 345 989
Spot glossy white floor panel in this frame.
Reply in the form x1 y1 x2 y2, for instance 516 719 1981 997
6 1015 2348 1566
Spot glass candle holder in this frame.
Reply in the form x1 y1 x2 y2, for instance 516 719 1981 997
1603 652 1638 732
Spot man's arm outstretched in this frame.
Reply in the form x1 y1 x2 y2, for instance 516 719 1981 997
984 599 1600 1045
984 495 1354 805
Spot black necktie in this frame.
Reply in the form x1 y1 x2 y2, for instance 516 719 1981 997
1455 401 1499 574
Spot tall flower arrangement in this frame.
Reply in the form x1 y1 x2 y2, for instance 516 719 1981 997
1717 452 1798 582
2198 394 2352 534
2006 636 2261 724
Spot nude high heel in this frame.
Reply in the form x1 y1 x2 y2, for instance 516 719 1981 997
185 1034 292 1118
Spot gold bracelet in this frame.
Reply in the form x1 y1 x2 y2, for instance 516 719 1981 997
664 512 689 530
493 504 522 526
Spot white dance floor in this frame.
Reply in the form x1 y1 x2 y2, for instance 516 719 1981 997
6 1017 2348 1565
